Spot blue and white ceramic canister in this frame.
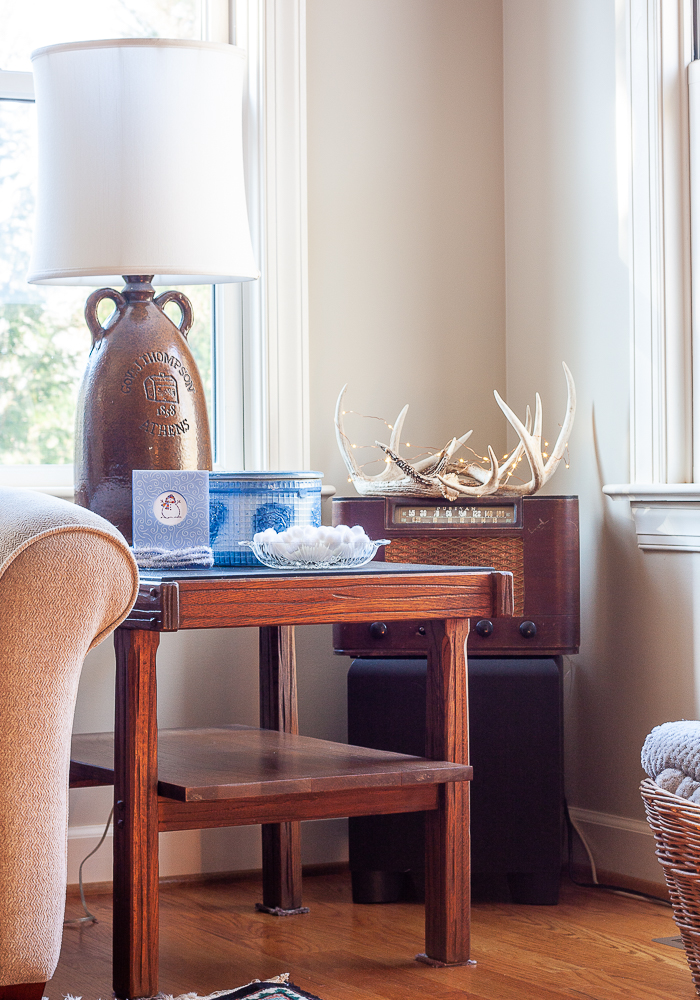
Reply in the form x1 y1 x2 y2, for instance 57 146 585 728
209 471 323 565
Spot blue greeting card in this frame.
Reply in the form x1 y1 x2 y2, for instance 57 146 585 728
132 470 210 550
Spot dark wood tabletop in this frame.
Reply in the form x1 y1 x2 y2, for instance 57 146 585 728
126 562 512 631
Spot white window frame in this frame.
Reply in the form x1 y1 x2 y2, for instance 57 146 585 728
603 0 700 550
0 0 309 494
625 0 693 485
215 0 309 473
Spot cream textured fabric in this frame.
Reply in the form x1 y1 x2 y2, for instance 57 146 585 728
0 488 138 988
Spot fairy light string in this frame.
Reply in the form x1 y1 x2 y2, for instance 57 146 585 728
337 382 573 492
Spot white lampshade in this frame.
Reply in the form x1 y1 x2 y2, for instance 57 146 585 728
27 38 259 286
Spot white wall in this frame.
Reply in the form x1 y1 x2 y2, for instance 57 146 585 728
307 0 507 490
503 0 698 886
68 0 507 884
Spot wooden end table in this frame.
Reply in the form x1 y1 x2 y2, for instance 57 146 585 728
70 563 513 999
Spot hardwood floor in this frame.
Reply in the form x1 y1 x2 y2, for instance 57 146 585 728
52 871 693 1000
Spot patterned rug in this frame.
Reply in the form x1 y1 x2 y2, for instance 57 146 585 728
159 974 323 1000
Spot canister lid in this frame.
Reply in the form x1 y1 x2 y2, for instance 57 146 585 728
209 471 323 481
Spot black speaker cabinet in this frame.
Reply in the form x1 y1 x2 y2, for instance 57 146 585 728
348 656 563 905
333 495 579 657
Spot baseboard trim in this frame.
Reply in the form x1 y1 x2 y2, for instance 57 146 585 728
568 805 652 838
159 860 349 887
67 817 349 885
69 860 670 907
568 804 666 890
596 868 670 903
68 803 667 898
569 864 670 904
66 861 350 898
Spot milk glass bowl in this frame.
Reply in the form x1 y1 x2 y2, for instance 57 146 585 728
246 525 390 569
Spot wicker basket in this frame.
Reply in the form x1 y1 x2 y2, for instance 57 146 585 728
641 777 700 993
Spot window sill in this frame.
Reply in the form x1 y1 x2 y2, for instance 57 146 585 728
603 484 700 552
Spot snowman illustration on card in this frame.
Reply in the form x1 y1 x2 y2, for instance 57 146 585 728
154 491 188 526
160 493 183 518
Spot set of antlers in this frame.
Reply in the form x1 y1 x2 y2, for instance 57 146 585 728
335 362 576 499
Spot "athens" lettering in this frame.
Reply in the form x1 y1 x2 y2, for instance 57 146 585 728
138 418 191 437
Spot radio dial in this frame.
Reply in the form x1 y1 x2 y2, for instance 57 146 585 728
369 621 388 640
475 619 494 638
519 620 537 638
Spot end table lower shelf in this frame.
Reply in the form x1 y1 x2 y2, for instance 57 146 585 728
70 725 473 828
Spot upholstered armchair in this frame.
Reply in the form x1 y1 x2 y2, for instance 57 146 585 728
0 489 138 999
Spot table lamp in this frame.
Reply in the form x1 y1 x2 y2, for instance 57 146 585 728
27 39 259 542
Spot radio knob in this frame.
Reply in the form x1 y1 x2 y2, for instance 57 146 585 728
369 621 388 640
519 620 537 638
475 619 493 637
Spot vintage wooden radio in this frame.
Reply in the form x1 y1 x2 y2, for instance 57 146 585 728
332 494 579 656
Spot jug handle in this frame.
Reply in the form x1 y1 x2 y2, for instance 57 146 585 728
85 288 127 347
154 290 194 338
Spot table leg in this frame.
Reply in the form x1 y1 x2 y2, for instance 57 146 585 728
419 618 473 967
257 625 307 915
113 627 160 999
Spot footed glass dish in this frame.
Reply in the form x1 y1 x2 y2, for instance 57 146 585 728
246 535 390 570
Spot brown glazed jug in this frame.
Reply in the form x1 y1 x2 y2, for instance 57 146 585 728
74 275 212 543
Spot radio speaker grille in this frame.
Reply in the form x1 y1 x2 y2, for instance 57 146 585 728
386 536 525 615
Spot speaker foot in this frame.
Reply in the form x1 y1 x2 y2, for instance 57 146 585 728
351 870 403 903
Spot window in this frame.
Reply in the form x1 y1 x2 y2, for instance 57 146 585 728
0 0 309 491
0 0 218 488
603 0 700 550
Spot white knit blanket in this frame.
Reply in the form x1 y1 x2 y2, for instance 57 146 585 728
641 720 700 803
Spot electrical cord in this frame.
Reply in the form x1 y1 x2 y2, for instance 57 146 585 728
63 807 114 925
566 803 599 883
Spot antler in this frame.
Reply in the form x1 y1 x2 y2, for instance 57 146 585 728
335 363 575 498
335 385 409 484
436 445 503 497
335 385 474 496
491 361 576 495
450 406 532 487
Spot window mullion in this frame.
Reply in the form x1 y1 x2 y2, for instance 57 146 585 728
627 0 693 484
235 0 309 472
